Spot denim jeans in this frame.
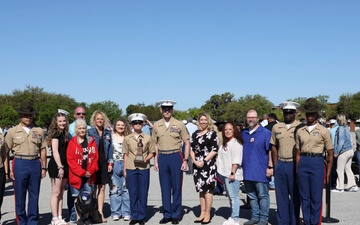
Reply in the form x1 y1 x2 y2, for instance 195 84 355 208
110 160 131 217
244 180 270 221
222 175 240 222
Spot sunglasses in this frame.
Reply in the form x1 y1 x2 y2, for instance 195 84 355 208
162 107 173 112
132 120 143 125
76 112 86 116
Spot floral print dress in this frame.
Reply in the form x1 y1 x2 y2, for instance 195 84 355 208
191 130 219 193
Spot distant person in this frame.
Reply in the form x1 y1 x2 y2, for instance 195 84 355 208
217 122 244 225
185 117 198 173
242 109 272 225
329 119 339 188
264 113 278 191
47 110 70 225
295 98 334 225
110 118 131 221
141 119 154 136
332 114 357 193
152 100 190 224
0 128 6 225
260 113 268 127
190 113 218 224
67 119 99 224
355 128 360 178
123 113 155 225
271 102 301 225
88 110 114 222
4 102 47 225
329 119 338 144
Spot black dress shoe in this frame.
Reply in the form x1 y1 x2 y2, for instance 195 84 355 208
172 218 179 224
139 220 145 225
201 219 211 224
129 220 138 225
194 218 204 223
159 218 171 224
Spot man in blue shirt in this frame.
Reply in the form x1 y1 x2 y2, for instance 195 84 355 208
242 109 272 225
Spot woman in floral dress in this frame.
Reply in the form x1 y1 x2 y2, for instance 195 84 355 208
190 112 219 224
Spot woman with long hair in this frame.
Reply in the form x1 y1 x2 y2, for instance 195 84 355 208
88 110 114 222
109 117 132 221
48 110 70 225
217 122 244 225
190 112 218 224
332 114 358 193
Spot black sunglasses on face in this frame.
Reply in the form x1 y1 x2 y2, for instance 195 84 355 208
132 120 143 125
76 112 86 115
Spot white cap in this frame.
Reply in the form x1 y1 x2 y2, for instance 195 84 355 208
157 100 176 107
128 113 147 122
329 119 336 124
279 102 300 111
182 120 187 124
58 109 69 115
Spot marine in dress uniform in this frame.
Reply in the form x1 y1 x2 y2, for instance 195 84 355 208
123 113 155 225
4 102 47 225
0 129 6 225
295 98 334 225
152 100 190 224
271 102 301 225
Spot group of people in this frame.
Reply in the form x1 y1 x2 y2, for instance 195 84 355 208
0 97 359 225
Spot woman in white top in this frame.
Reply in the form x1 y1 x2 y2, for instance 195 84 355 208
109 118 132 221
217 122 244 225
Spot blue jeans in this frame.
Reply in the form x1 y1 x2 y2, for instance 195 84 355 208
110 160 130 218
244 180 270 221
222 175 240 222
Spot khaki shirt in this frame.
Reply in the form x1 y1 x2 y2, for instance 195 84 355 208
0 132 4 168
152 117 190 150
271 121 301 159
295 123 333 154
5 123 46 157
123 132 155 170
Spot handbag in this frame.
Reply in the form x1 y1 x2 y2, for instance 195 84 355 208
75 184 98 214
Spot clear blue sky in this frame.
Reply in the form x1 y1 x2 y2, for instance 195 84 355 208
1 1 359 111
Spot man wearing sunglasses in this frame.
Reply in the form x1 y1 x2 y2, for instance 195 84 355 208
270 102 301 225
152 100 190 224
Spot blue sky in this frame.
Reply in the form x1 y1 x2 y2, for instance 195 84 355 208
1 1 359 111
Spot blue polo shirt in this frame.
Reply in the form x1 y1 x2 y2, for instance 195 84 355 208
242 125 271 183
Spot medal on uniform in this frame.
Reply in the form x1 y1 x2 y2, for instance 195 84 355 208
250 138 254 142
134 138 145 163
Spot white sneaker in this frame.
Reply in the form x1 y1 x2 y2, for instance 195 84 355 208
223 217 239 225
112 216 120 221
348 186 358 192
331 189 344 193
124 216 131 221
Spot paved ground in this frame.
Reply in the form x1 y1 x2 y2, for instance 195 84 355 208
1 165 359 225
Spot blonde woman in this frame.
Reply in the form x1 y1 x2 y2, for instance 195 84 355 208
48 110 70 225
190 112 218 224
332 114 358 193
88 110 114 222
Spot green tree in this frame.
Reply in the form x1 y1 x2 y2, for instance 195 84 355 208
201 92 235 120
347 92 360 120
88 101 123 124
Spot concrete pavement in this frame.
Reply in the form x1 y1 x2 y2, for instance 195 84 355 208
1 166 359 225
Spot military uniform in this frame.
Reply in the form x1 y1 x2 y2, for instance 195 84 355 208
152 116 190 221
271 120 301 225
5 123 46 225
296 122 333 225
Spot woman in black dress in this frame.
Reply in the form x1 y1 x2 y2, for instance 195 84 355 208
48 109 70 225
190 112 219 224
88 110 113 222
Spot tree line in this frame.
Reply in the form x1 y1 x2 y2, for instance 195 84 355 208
1 85 359 128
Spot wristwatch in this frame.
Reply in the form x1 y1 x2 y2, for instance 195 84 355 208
184 158 188 162
267 166 273 169
42 167 48 171
230 172 234 175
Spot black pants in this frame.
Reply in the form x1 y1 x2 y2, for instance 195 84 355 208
0 167 6 221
